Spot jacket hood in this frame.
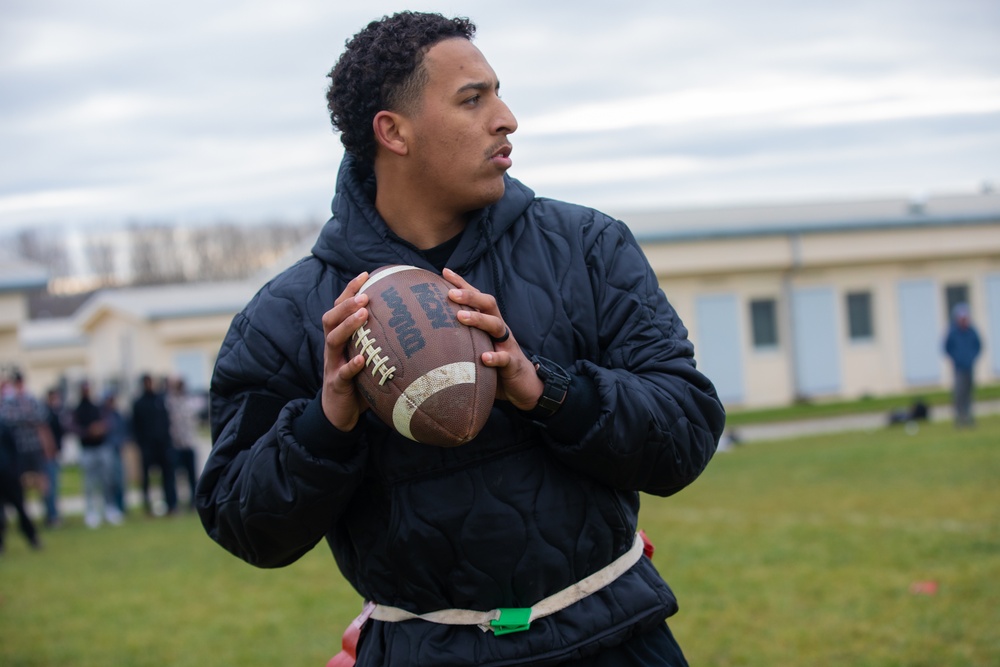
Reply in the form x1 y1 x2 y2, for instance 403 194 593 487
312 153 535 276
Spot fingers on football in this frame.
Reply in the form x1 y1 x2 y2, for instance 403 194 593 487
442 268 502 316
338 352 366 382
334 272 370 306
456 309 502 334
441 267 468 289
481 350 511 368
450 288 497 316
323 297 368 340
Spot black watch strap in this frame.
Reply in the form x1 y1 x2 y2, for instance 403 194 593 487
526 355 571 420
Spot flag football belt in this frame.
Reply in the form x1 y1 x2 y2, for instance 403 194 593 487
326 532 654 667
370 531 648 634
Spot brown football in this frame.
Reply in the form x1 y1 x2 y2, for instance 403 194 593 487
351 265 497 447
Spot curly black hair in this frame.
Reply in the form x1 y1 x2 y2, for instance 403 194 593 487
326 11 476 166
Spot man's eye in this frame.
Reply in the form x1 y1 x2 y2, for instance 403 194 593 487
465 95 480 105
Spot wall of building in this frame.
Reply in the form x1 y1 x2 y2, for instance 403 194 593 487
20 344 88 396
150 313 234 392
0 293 27 370
78 311 233 398
649 222 1000 408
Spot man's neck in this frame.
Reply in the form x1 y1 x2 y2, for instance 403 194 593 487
372 162 471 250
375 193 469 250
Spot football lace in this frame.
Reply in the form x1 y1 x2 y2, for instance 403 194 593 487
352 324 397 386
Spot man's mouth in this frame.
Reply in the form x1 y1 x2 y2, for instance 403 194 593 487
488 142 513 168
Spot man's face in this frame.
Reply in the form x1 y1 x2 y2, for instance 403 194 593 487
403 38 517 213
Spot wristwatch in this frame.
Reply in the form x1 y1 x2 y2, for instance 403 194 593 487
526 355 571 420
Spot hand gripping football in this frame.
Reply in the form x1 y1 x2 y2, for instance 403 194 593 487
351 265 497 447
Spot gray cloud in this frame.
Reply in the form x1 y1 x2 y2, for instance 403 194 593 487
1 0 998 232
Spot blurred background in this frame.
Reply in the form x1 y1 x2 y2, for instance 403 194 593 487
1 0 999 419
2 3 999 666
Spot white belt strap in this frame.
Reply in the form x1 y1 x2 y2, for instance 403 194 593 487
369 532 647 635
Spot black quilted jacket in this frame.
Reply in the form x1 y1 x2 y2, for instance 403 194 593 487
196 155 725 666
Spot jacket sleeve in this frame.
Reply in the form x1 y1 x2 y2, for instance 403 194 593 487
541 217 725 497
195 279 369 568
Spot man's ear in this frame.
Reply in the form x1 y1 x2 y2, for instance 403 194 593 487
373 110 409 157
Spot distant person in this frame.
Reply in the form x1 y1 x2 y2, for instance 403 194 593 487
102 392 129 514
943 303 982 428
71 381 123 528
166 378 199 511
0 372 55 514
0 416 42 552
131 374 177 515
43 388 67 527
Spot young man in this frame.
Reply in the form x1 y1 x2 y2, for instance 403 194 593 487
165 377 200 511
197 12 725 667
0 373 56 528
131 374 177 516
72 381 124 528
43 388 66 527
0 416 42 553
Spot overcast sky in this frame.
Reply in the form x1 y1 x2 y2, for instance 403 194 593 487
1 0 998 235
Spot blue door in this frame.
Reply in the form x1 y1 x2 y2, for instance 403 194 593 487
791 287 841 396
694 294 744 404
897 279 942 385
985 274 1000 375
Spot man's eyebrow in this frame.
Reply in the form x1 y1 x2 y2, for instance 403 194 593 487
455 80 500 95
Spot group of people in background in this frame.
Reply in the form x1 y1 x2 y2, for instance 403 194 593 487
0 303 985 553
0 371 203 552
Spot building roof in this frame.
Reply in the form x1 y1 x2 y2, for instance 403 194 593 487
28 291 95 319
0 254 48 293
74 280 258 330
18 280 257 351
18 317 88 350
613 191 1000 242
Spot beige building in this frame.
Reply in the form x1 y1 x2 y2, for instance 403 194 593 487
1 256 49 379
621 191 1000 407
5 190 1000 410
17 281 257 400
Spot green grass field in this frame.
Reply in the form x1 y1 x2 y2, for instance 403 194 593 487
723 383 1000 426
2 417 997 666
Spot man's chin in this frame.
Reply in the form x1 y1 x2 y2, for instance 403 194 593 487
478 180 506 207
457 179 506 215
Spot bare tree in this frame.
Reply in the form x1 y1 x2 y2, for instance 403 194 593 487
7 218 323 290
128 222 186 285
15 228 71 279
85 238 119 287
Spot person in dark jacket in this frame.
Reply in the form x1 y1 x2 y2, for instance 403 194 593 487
0 372 55 517
131 374 177 515
197 12 725 667
72 381 124 528
943 303 982 427
0 417 42 552
43 388 67 527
